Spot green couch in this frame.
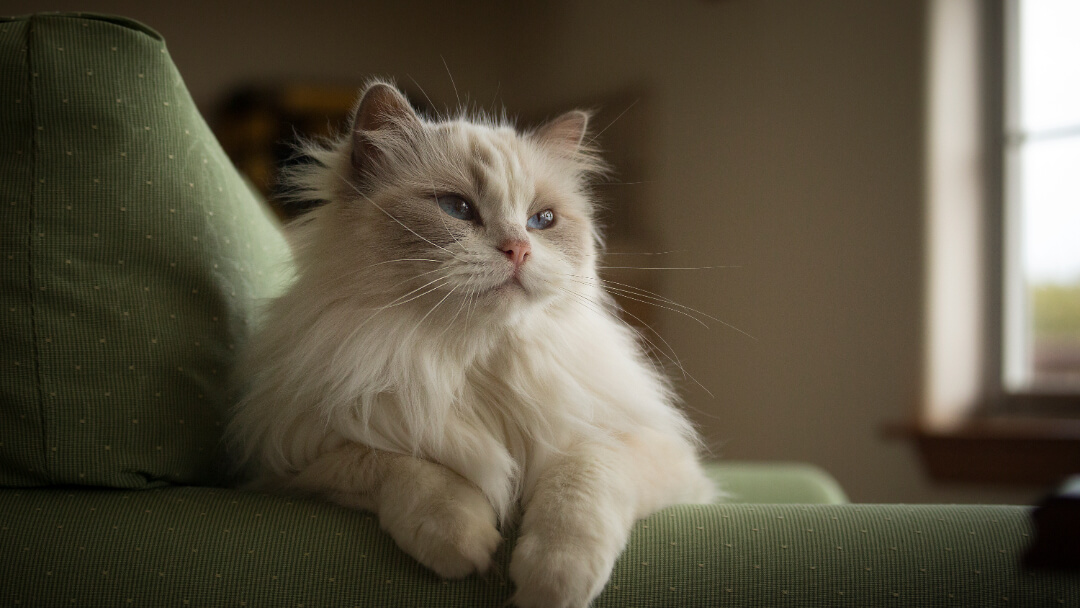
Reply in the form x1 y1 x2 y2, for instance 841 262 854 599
0 13 1076 607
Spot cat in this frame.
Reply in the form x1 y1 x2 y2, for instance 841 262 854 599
227 80 717 608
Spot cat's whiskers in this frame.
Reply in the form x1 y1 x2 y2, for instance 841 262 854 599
565 273 756 341
602 277 756 341
488 81 501 115
585 98 639 148
600 249 682 256
555 285 709 396
354 265 450 302
416 282 459 330
583 248 743 270
367 257 441 267
562 274 712 329
575 255 756 340
464 282 480 331
308 258 442 294
554 284 681 372
579 274 716 320
596 264 743 271
329 268 471 359
334 172 467 263
561 283 729 424
320 274 453 372
406 75 441 121
379 274 454 311
597 296 692 383
435 282 474 343
594 181 652 187
457 284 475 336
440 55 460 108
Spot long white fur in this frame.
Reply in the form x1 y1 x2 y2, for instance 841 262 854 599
228 81 716 608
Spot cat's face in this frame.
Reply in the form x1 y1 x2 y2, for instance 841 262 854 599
323 83 603 326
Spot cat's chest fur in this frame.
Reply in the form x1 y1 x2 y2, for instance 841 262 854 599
365 299 630 519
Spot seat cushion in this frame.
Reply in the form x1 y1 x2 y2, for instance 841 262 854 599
0 14 290 488
0 486 1074 607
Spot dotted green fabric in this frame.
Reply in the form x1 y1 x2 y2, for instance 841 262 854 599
0 487 1075 607
0 14 290 488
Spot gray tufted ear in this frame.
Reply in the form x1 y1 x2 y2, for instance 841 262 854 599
350 82 421 175
534 110 590 155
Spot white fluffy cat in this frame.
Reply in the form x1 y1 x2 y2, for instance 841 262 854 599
228 81 716 608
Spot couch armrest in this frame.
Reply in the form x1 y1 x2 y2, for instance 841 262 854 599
1 486 1075 607
706 461 849 504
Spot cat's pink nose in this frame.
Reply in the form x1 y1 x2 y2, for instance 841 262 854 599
501 239 531 270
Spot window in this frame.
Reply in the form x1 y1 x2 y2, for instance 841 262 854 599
913 0 1080 485
1003 0 1080 393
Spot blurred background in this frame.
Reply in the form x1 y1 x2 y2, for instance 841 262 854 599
7 0 1077 505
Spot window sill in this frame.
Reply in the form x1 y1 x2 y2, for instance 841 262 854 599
886 416 1080 485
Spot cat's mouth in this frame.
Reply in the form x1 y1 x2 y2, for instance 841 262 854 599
485 272 529 297
495 275 526 293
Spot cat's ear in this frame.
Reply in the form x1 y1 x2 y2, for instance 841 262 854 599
533 110 607 178
534 110 590 155
350 82 421 174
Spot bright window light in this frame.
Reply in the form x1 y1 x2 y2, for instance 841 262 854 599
1005 0 1080 390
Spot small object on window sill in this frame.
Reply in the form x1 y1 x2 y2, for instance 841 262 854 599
1024 476 1080 571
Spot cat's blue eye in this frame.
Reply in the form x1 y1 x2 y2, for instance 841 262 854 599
527 209 555 230
437 194 476 222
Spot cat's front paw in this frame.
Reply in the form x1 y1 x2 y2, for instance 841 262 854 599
382 480 502 579
509 533 615 608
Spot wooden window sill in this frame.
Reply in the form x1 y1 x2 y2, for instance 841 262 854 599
885 417 1080 486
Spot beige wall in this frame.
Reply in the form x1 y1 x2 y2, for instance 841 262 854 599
7 0 1041 504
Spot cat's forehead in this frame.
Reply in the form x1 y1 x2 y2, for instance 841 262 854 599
436 121 540 206
441 121 529 173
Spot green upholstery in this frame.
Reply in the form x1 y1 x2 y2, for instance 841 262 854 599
0 13 289 488
1 485 1075 607
708 462 849 505
0 12 1077 607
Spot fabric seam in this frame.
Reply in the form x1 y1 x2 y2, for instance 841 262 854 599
24 15 50 484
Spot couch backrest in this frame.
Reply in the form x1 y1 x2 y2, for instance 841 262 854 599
0 13 291 488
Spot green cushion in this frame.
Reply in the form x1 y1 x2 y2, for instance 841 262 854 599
1 486 1075 607
708 462 849 504
0 14 290 488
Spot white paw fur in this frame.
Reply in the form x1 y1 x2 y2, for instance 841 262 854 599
509 532 619 608
378 466 502 579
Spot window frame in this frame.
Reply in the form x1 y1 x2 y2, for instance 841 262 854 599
906 0 1080 486
998 0 1080 400
995 0 1080 410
